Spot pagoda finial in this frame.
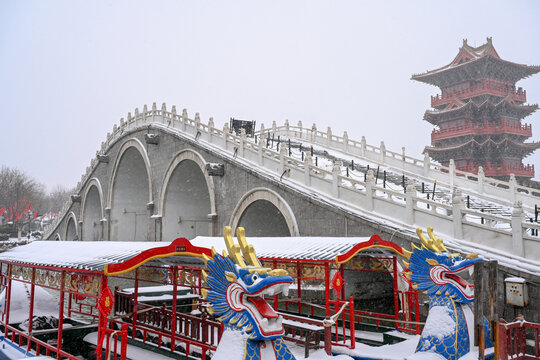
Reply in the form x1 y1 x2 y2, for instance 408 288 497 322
462 38 468 47
486 37 492 44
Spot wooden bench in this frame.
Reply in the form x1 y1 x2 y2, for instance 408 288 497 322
279 312 325 358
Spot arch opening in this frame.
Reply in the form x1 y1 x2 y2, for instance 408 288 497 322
237 200 290 237
162 160 211 240
82 185 102 241
110 147 150 241
66 217 77 241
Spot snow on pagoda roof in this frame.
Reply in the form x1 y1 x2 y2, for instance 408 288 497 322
412 38 540 86
424 97 539 124
425 138 540 158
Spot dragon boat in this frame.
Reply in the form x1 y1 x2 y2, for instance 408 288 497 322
0 226 515 360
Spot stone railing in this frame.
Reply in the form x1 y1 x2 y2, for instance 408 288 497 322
43 104 540 264
264 121 540 212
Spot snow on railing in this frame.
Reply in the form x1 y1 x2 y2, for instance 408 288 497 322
43 104 540 262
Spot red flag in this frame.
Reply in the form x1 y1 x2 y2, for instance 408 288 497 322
0 207 5 216
23 203 31 213
34 210 38 219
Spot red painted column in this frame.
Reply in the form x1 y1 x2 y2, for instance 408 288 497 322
132 268 139 338
392 256 399 329
273 260 278 311
27 268 36 351
324 262 330 317
4 265 12 338
349 297 355 349
57 271 65 360
170 266 177 352
296 261 302 314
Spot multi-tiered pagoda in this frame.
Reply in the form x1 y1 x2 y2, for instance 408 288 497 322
412 37 540 181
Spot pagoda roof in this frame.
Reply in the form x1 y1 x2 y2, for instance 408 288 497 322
412 38 540 87
425 137 540 161
424 96 538 124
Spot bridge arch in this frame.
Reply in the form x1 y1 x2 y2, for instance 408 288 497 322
230 188 299 237
108 138 153 241
81 178 104 241
65 212 78 241
159 149 216 240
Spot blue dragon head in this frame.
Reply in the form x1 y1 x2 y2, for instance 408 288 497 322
404 227 482 303
201 227 294 341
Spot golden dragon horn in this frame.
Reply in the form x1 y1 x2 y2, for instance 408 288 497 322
223 226 247 268
236 227 262 267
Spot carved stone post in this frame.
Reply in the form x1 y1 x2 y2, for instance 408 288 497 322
304 152 312 186
449 159 456 189
380 141 386 163
332 161 341 198
423 152 430 176
452 187 463 239
405 179 416 224
223 123 229 149
511 201 525 257
258 133 265 165
477 166 485 194
365 169 375 211
360 136 366 157
509 174 517 204
327 127 332 146
343 131 349 153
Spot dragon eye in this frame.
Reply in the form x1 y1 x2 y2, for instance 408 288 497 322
252 273 259 282
451 257 456 264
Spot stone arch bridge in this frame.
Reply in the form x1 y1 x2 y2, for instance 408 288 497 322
44 103 540 269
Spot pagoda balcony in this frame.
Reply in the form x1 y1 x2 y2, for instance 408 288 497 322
431 78 527 107
459 161 535 178
431 120 532 142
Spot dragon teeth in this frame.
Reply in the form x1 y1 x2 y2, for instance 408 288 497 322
261 318 269 328
468 267 474 276
277 315 283 327
282 286 289 297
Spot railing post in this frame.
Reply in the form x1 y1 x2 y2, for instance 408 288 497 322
279 145 288 175
511 201 525 257
477 166 485 194
258 133 265 165
509 174 517 204
304 153 312 186
327 126 332 146
343 131 348 153
239 128 246 158
365 170 375 211
379 141 386 163
120 324 128 360
452 187 464 239
332 161 341 198
207 117 214 142
311 123 317 142
449 159 456 189
324 321 332 355
222 123 229 149
360 136 366 157
498 322 507 360
182 108 188 132
423 152 430 176
405 179 416 224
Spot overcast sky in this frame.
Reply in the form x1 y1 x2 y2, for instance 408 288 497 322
1 1 539 190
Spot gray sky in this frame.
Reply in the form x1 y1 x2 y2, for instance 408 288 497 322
1 1 539 190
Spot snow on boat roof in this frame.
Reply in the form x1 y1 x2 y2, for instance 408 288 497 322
0 235 402 272
0 241 184 271
190 235 398 261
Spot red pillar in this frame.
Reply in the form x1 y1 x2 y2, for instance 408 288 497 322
392 256 399 330
4 265 12 338
170 266 177 352
27 268 36 351
324 262 330 317
57 271 65 360
296 261 302 314
132 268 139 339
